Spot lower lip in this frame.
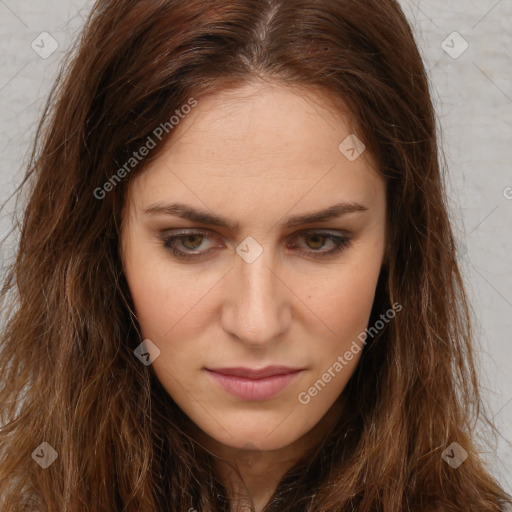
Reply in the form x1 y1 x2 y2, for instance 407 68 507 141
206 370 302 401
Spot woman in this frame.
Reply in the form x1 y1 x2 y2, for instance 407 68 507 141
0 0 510 511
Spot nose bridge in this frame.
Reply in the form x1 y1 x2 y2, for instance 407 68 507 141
224 239 288 345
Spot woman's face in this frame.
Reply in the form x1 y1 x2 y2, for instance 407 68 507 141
121 81 387 453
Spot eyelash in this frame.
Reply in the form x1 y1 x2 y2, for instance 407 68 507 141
160 229 352 261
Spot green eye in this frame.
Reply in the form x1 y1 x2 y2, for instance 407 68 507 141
286 230 352 259
160 229 351 261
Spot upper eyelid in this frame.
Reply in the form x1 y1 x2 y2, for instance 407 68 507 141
160 227 349 238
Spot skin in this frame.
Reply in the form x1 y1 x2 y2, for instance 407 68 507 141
120 80 387 511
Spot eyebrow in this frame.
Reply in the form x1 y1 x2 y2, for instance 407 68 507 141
143 201 368 232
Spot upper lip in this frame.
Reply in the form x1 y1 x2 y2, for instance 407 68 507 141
206 365 303 379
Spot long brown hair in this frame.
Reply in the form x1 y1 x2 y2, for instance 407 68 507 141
1 0 510 510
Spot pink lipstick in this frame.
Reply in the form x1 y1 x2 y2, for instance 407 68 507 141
205 365 303 401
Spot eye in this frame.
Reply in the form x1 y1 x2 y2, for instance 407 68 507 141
286 230 352 259
160 229 352 261
160 229 217 260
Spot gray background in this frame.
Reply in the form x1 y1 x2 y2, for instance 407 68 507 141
1 0 511 494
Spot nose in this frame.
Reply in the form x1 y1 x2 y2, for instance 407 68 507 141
221 244 292 348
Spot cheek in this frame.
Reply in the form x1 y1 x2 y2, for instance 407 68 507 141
123 241 211 337
123 250 221 382
124 259 211 407
293 259 381 413
305 258 382 343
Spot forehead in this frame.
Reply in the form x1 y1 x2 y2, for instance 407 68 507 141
165 82 372 166
126 82 384 213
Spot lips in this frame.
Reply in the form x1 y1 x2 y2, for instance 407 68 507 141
205 365 304 401
206 365 303 379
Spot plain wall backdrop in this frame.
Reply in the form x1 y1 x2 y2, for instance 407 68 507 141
1 0 511 495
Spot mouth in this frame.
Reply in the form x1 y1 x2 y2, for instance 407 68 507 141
205 365 304 401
